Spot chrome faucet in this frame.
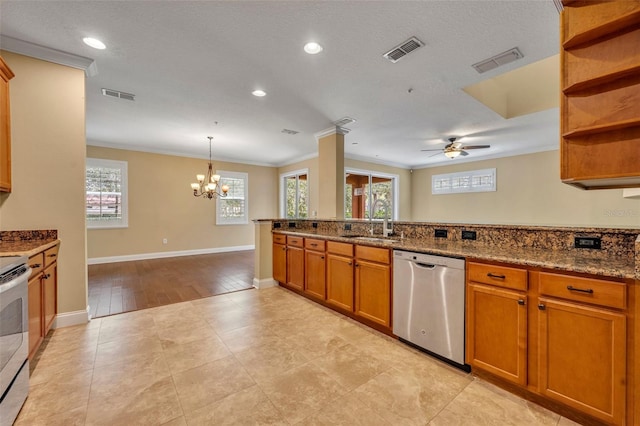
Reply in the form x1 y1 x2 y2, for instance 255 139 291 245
371 198 393 237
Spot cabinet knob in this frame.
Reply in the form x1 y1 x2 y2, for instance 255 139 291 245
320 256 324 260
517 299 525 306
348 261 352 266
43 273 51 279
538 303 546 310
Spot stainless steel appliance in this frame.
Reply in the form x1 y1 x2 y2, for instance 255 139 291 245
0 256 30 426
392 250 467 369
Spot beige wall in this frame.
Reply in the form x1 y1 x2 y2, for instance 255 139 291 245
0 52 88 315
86 146 278 259
411 150 640 228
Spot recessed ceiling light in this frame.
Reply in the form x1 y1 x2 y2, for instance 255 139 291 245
304 42 323 54
83 37 106 50
252 90 266 97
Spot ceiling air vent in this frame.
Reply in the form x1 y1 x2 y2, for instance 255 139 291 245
281 129 299 135
383 37 424 63
472 47 524 73
101 88 135 101
332 117 356 127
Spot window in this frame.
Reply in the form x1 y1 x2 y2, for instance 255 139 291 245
432 168 496 194
345 169 398 220
216 171 248 225
86 158 128 229
280 169 308 219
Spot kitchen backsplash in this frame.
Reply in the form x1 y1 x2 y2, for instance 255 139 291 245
269 219 638 260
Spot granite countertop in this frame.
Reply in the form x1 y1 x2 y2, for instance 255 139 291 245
274 230 636 280
0 239 60 257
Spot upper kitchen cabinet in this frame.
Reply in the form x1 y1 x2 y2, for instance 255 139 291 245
560 0 640 189
0 56 15 193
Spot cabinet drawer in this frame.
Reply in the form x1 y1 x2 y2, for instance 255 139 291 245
468 262 527 291
273 234 286 244
327 241 353 257
355 245 390 264
539 272 626 310
305 238 325 251
28 252 44 280
286 236 304 248
44 244 59 267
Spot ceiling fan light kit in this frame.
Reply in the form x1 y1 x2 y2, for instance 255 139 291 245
422 137 491 159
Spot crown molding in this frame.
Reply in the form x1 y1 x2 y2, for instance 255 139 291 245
314 126 350 142
1 35 97 77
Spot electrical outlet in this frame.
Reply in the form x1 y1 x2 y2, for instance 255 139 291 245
344 223 352 231
288 222 296 228
273 222 281 229
461 230 477 240
575 236 601 249
434 229 448 238
162 238 168 244
312 222 318 228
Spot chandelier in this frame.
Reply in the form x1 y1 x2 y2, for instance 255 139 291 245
190 136 229 199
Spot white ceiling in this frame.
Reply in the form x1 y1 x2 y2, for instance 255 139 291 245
0 1 560 169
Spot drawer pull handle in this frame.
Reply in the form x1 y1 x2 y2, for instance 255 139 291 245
567 285 593 294
517 299 525 306
487 273 506 279
43 273 51 279
310 243 317 247
31 263 41 268
47 253 57 257
538 303 546 310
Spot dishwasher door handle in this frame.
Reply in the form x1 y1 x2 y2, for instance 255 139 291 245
413 262 437 269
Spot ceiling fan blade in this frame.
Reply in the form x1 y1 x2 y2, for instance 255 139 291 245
420 148 444 152
459 150 470 156
428 152 443 158
460 145 490 150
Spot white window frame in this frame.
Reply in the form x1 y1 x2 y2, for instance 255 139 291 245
432 168 497 195
86 158 128 229
344 168 399 220
279 168 309 219
216 170 249 225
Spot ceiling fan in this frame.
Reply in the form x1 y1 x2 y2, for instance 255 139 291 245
421 137 490 159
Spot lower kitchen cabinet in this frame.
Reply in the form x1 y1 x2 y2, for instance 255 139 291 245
272 235 287 284
466 282 527 386
304 238 326 300
467 259 631 425
43 262 57 335
354 245 391 328
26 242 59 359
28 274 43 358
326 242 354 312
286 247 304 291
538 287 626 424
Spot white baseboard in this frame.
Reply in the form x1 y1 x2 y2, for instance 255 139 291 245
54 305 91 329
88 245 255 265
253 277 278 289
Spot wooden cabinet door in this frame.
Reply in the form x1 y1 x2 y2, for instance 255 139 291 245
354 260 390 327
28 275 43 359
326 254 354 312
305 250 326 300
538 297 626 425
272 243 287 284
286 246 304 291
43 263 57 335
0 57 14 193
466 283 527 386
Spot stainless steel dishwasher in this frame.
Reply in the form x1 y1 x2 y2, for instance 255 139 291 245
393 250 467 369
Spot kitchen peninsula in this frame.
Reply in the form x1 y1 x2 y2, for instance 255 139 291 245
255 218 639 426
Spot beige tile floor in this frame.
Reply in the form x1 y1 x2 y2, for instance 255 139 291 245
16 287 583 426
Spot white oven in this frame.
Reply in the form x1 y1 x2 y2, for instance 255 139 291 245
0 256 30 426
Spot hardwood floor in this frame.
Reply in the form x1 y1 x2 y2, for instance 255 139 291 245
88 250 254 318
